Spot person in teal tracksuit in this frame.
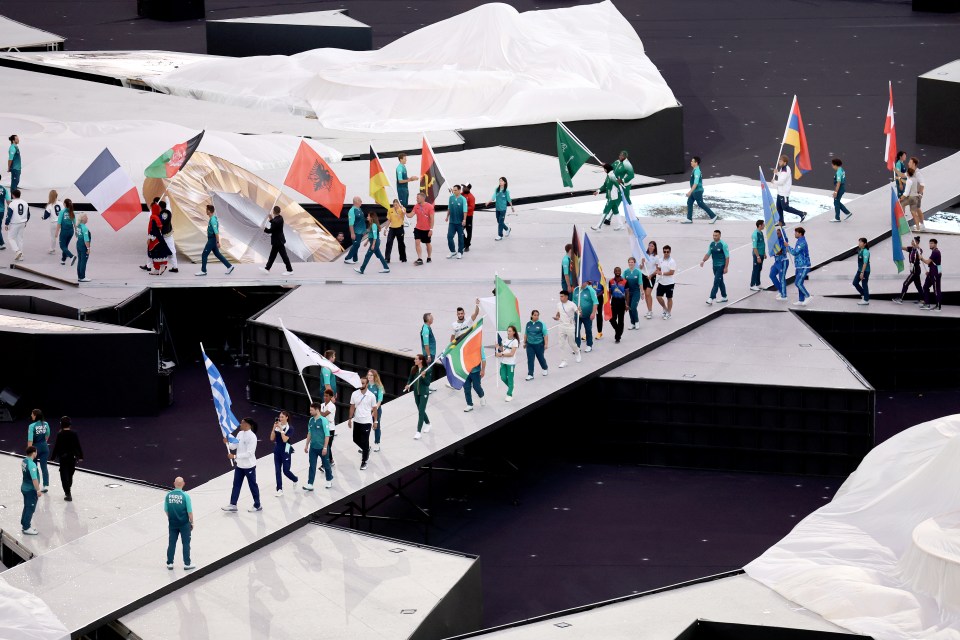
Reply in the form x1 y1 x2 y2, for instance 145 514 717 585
572 282 598 350
164 476 195 570
683 156 718 223
750 219 766 290
304 402 333 490
613 150 635 204
395 153 418 210
343 197 367 263
700 229 729 304
76 214 93 283
21 446 42 534
27 409 50 492
853 237 871 305
355 210 390 274
831 158 852 221
446 185 468 258
624 256 643 328
592 164 622 230
487 177 514 240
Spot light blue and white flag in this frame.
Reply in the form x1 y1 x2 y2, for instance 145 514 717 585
621 186 648 263
202 345 239 444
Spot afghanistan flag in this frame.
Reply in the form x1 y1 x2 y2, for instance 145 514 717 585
557 122 594 188
369 145 391 211
419 136 445 204
890 184 910 273
441 319 483 390
283 140 347 217
145 131 204 179
494 276 521 344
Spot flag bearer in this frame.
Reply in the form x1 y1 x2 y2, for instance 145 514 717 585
404 354 432 439
222 418 262 513
165 476 195 570
591 164 622 230
788 227 812 305
613 150 635 204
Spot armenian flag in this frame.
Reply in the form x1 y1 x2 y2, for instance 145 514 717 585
781 96 812 180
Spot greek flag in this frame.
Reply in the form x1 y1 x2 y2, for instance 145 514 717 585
202 346 239 444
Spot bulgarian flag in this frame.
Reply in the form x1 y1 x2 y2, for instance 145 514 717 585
890 184 910 273
369 145 391 210
145 131 204 179
441 319 483 390
494 276 521 344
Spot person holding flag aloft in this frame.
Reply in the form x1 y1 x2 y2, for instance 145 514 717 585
404 354 431 439
788 227 812 305
682 157 718 224
495 326 520 402
770 226 791 301
772 155 807 225
222 417 262 513
591 164 622 231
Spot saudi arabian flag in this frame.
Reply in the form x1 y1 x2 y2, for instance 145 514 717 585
557 122 594 188
441 319 483 390
145 131 204 179
495 275 521 343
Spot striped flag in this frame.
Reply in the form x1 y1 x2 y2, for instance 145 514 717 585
759 166 783 256
781 96 812 180
145 131 204 179
419 135 445 204
441 319 483 390
621 186 648 264
74 148 141 231
495 276 521 344
369 145 391 210
201 346 239 444
884 82 897 171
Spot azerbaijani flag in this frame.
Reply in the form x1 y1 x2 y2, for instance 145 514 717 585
781 96 812 180
580 233 610 321
419 135 445 204
441 319 483 390
145 131 204 179
759 166 781 256
494 276 521 343
284 140 347 217
74 148 142 231
369 145 391 210
884 82 897 171
890 184 910 273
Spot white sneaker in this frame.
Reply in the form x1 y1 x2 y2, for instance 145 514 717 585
559 360 568 368
584 346 592 353
167 562 174 570
857 299 869 305
749 286 760 291
23 527 38 535
284 270 294 275
828 219 841 223
717 297 728 303
464 405 474 412
480 397 486 406
799 299 810 306
844 212 853 220
525 374 534 381
354 267 363 274
666 313 672 319
374 445 381 452
15 251 23 261
661 312 667 319
614 223 624 231
448 252 458 259
221 504 238 512
456 253 463 260
303 484 314 491
184 564 196 571
379 268 390 273
275 489 283 497
422 424 431 433
575 352 582 363
248 505 263 512
505 395 513 402
792 300 804 306
542 370 548 376
504 227 511 237
590 223 602 231
414 432 422 440
645 312 653 319
195 271 207 276
494 236 503 241
775 295 787 301
325 480 333 489
705 298 714 305
710 216 719 224
259 267 270 274
78 278 91 283
680 219 693 224
225 266 235 275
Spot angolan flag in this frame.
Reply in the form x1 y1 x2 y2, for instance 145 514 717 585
441 318 483 390
145 131 204 179
419 135 445 204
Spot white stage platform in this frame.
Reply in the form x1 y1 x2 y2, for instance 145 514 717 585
461 573 844 640
119 524 480 640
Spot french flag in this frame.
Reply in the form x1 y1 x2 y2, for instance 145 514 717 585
74 148 142 231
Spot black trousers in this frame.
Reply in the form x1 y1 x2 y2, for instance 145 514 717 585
610 297 626 340
385 227 406 262
900 267 922 298
464 216 473 249
595 293 604 333
266 244 292 271
352 422 372 463
59 458 76 496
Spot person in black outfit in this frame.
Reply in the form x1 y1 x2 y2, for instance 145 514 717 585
50 416 83 501
261 206 293 274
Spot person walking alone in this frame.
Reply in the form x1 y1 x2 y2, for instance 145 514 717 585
27 409 50 493
270 410 298 496
608 267 627 343
304 402 333 490
750 220 765 291
348 377 377 471
384 199 407 264
523 310 549 380
343 197 366 264
830 158 852 222
57 199 77 266
700 229 729 304
221 418 262 513
196 205 235 276
404 354 431 439
261 206 293 275
76 213 92 283
164 476 195 570
446 185 467 259
853 237 871 305
789 227 812 306
496 325 520 401
682 157 718 224
50 416 82 501
355 210 390 274
487 177 514 241
20 446 42 536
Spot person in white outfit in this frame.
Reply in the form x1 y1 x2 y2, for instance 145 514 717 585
43 190 63 255
772 155 807 225
4 189 29 261
221 418 262 513
553 290 582 368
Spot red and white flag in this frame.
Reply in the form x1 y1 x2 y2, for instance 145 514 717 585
884 81 897 171
74 148 142 231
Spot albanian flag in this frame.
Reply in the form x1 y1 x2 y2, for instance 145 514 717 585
284 140 347 217
145 131 204 179
419 135 445 204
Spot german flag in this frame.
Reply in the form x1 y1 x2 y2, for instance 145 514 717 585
369 145 391 211
144 131 204 179
419 136 445 204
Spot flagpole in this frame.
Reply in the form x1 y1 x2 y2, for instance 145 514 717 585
559 121 603 165
888 81 898 188
495 274 500 390
771 95 795 181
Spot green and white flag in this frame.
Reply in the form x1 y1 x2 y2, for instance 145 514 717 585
557 122 594 188
495 275 521 343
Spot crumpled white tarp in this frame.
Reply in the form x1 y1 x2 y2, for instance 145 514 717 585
0 577 69 640
745 415 960 640
146 1 677 132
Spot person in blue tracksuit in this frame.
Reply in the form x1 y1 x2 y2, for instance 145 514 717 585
343 197 367 264
27 409 50 492
21 446 42 534
854 237 871 305
788 226 812 305
446 185 468 258
769 226 790 300
487 177 514 240
699 230 729 304
164 476 195 570
831 158 852 221
682 156 718 223
269 410 298 495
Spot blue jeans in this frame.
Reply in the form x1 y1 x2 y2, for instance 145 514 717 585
853 271 870 301
687 191 716 220
273 450 298 490
628 289 641 323
21 489 37 530
35 447 49 486
77 242 89 280
374 407 383 444
308 447 333 485
229 466 261 508
496 210 509 237
201 235 231 271
526 343 547 376
834 185 850 219
344 233 364 262
463 368 484 406
359 239 388 272
447 223 465 254
167 522 191 565
750 256 764 287
59 227 74 260
795 266 811 301
574 314 593 348
770 259 787 297
710 264 727 299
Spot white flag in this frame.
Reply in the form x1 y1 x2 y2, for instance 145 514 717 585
279 319 362 389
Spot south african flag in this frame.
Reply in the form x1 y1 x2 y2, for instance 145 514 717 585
441 319 483 391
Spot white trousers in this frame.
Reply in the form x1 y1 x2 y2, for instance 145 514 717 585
48 222 58 252
164 234 178 268
557 324 579 355
7 222 26 254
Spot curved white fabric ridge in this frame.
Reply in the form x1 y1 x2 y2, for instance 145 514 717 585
0 577 70 640
0 113 341 198
146 1 678 132
745 415 960 640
